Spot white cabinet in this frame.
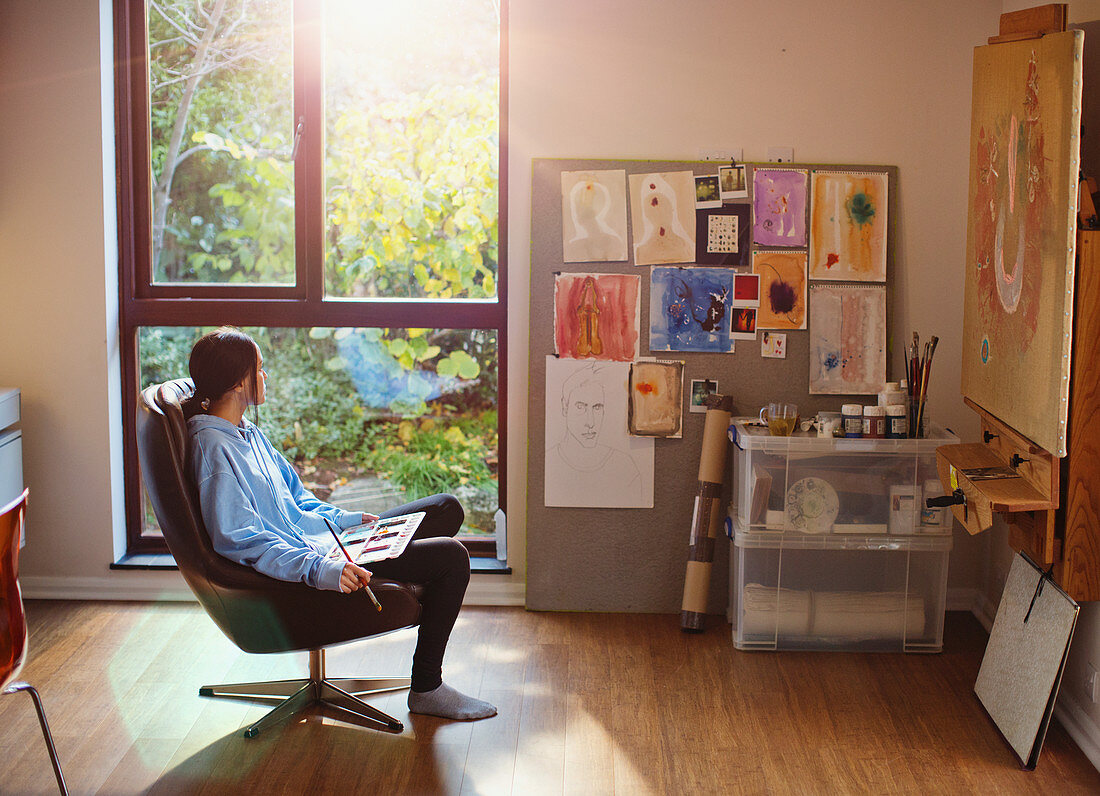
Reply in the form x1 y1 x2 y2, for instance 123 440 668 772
0 388 23 546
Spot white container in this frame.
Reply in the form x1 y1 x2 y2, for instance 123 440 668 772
817 410 842 438
0 388 19 431
886 403 908 439
888 484 920 534
878 381 907 407
729 521 951 652
841 404 863 438
727 420 958 536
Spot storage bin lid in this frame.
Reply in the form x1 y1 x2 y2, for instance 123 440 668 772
728 516 953 552
729 419 958 452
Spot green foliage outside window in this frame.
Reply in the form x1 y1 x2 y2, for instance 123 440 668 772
139 0 501 533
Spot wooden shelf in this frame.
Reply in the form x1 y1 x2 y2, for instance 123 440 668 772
936 443 1054 535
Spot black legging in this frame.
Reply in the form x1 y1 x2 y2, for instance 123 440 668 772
368 493 470 692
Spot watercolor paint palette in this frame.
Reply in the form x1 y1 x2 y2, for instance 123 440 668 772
326 511 425 565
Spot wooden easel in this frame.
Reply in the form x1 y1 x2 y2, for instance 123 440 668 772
936 6 1100 601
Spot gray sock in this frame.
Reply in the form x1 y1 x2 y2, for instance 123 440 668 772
407 682 497 720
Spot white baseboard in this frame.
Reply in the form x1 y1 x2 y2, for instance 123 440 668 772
947 586 980 613
1055 691 1100 773
21 573 526 607
464 579 526 606
21 572 195 601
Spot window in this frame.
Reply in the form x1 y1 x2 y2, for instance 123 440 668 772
116 0 507 555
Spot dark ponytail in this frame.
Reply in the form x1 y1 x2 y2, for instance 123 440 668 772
182 326 261 420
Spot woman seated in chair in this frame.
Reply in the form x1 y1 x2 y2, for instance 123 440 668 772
184 326 496 722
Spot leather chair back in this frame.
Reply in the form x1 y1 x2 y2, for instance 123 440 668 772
136 380 420 654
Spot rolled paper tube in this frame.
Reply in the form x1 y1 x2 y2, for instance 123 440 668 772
681 394 734 632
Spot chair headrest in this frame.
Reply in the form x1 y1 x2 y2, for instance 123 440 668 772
152 379 194 465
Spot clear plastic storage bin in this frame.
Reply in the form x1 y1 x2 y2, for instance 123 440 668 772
729 522 951 652
728 420 959 536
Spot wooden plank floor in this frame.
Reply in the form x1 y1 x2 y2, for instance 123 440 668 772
1 602 1098 795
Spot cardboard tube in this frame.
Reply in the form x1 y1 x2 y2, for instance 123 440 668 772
682 560 712 613
681 394 734 632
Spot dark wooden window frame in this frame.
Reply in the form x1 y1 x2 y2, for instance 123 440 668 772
113 0 508 556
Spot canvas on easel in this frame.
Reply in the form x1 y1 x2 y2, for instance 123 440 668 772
960 30 1083 458
974 552 1079 769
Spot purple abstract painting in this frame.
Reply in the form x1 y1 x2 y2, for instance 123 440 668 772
752 168 808 247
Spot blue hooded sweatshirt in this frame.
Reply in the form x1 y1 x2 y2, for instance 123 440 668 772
187 413 361 592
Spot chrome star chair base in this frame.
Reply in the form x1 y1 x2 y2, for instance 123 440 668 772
199 648 410 737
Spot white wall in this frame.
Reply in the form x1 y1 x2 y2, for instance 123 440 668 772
508 0 1000 596
0 0 129 585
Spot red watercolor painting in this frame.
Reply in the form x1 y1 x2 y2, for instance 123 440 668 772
554 273 641 361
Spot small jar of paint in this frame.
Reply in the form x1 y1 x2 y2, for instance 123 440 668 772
842 404 863 438
862 405 886 439
886 404 908 439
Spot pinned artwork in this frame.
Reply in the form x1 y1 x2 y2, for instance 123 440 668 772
730 307 757 341
809 171 888 281
553 273 641 361
752 250 807 330
731 273 761 308
720 164 748 199
628 360 685 438
649 267 737 353
696 205 751 265
694 174 722 209
961 32 1082 457
561 170 629 262
544 357 654 508
689 379 719 413
809 284 886 394
629 171 697 265
761 332 786 359
752 168 808 247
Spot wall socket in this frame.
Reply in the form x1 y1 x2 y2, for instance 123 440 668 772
698 147 743 162
767 146 794 163
1087 663 1098 703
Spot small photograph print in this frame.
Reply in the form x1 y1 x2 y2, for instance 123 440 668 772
761 331 787 358
730 307 757 340
731 273 760 307
719 164 748 199
689 378 719 413
694 174 722 209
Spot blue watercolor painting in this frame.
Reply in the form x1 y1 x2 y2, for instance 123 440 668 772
649 267 737 353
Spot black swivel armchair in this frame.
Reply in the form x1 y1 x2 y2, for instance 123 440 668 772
136 379 422 738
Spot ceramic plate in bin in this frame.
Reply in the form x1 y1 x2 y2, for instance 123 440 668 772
785 477 839 533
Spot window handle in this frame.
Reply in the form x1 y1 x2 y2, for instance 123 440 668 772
291 116 305 161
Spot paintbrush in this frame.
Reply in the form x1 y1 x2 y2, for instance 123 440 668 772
916 339 938 437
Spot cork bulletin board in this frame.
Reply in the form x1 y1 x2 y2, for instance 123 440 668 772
526 158 898 612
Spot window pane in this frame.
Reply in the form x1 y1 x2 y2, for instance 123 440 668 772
323 0 500 299
147 0 295 285
137 326 499 540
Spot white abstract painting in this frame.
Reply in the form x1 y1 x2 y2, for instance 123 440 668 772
561 170 629 262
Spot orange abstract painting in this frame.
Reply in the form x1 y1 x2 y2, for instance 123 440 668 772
752 250 807 330
808 171 888 282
